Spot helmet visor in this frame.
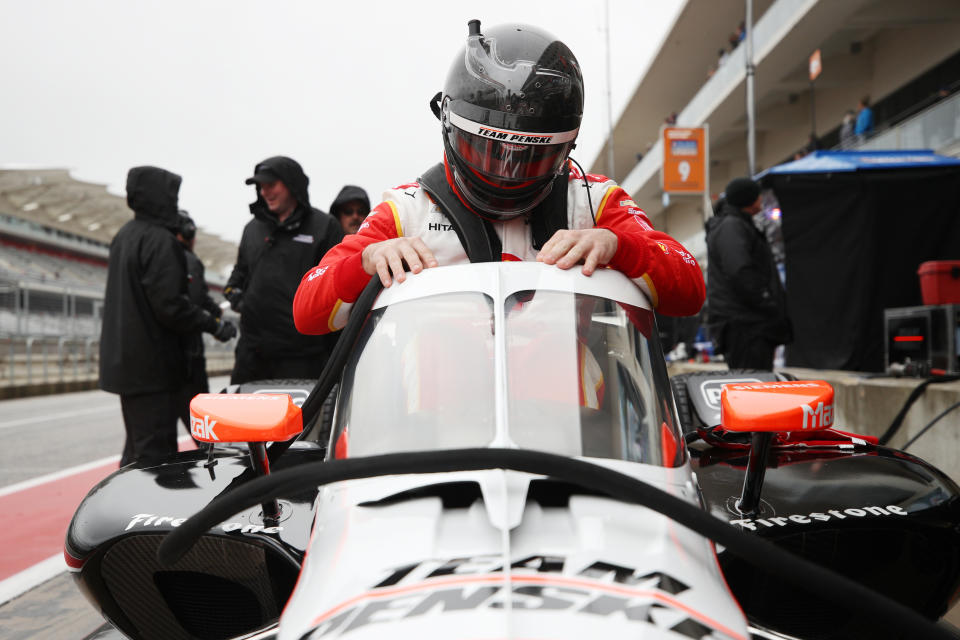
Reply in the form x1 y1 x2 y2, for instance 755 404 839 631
448 112 576 189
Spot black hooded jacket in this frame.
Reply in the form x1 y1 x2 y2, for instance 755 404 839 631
705 199 791 343
226 156 343 356
329 185 370 218
99 166 219 394
182 247 221 362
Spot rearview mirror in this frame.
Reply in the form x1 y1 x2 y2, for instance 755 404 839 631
721 380 834 433
719 380 835 516
189 393 303 443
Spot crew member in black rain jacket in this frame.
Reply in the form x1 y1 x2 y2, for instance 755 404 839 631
174 210 228 440
225 156 344 384
100 166 236 466
705 177 792 369
329 184 371 235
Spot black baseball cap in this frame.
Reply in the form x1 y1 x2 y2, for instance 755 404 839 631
244 165 281 185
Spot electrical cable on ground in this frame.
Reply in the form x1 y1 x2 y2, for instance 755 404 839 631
877 375 959 446
902 400 960 451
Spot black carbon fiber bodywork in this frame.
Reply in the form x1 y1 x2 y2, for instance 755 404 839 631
692 443 960 638
66 447 322 640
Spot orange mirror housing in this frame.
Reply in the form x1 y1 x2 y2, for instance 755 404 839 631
720 380 834 433
189 394 303 443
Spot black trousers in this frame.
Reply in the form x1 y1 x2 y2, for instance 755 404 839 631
720 322 777 370
177 355 210 443
120 390 179 466
230 337 326 385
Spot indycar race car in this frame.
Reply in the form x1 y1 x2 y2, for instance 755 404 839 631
66 262 960 640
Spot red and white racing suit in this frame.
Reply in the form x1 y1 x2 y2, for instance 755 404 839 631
293 161 704 334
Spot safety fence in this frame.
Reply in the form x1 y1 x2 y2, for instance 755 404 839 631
0 334 235 391
0 281 236 393
0 281 103 337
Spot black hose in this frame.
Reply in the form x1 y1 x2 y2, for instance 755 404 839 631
157 447 954 640
903 400 960 451
877 375 959 446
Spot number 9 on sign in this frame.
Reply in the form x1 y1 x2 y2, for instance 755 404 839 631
662 126 706 193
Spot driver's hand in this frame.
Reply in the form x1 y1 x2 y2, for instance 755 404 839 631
537 228 618 276
361 237 439 287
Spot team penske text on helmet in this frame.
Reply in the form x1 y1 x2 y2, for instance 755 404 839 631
440 20 584 220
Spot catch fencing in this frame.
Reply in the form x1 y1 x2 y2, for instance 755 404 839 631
0 280 234 392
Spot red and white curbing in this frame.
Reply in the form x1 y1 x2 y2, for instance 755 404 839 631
0 435 196 606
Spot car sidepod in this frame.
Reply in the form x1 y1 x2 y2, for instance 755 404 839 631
692 443 960 637
65 448 323 640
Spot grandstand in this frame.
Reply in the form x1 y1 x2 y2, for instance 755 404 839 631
0 168 239 393
0 168 237 283
0 166 239 338
0 238 107 292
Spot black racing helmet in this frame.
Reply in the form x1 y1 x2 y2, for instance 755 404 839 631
437 20 584 220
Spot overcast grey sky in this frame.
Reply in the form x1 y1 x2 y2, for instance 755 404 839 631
1 0 681 244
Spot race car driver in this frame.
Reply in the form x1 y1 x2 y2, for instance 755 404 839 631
293 20 704 335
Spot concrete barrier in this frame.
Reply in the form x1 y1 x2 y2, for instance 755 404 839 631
668 362 960 485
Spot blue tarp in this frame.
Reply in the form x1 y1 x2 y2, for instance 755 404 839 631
757 149 960 178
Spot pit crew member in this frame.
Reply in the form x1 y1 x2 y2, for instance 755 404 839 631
226 156 343 383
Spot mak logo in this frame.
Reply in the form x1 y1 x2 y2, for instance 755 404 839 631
801 401 834 429
190 414 219 441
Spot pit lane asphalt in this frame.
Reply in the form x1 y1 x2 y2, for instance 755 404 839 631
0 377 228 639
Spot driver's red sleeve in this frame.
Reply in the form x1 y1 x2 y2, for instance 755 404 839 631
293 201 402 335
595 186 705 317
